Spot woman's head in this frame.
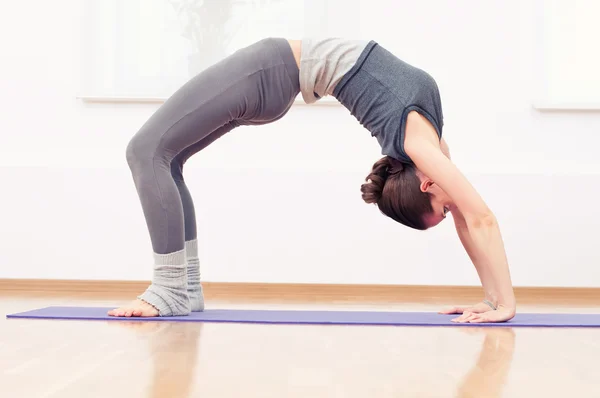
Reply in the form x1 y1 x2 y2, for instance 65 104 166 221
361 156 452 229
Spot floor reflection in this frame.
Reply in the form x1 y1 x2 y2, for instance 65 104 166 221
108 321 203 398
456 327 516 398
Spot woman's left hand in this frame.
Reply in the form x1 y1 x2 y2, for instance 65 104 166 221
440 303 516 323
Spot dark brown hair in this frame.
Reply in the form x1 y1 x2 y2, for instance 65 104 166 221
361 156 433 230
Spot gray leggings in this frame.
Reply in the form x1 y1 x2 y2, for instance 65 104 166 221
126 38 300 255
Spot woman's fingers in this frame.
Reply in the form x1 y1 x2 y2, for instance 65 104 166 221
467 315 489 323
467 308 514 323
440 302 496 315
438 306 467 314
452 311 478 323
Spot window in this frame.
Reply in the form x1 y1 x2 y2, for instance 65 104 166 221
81 0 310 99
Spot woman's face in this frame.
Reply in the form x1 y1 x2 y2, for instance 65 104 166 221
420 178 454 229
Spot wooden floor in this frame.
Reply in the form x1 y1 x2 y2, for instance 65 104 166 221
1 293 600 398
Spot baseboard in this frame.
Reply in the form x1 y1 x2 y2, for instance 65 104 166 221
1 279 599 304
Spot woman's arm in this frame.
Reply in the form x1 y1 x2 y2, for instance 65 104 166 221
440 137 514 313
451 207 515 314
404 112 516 321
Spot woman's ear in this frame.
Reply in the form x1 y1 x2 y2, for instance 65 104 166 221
419 178 435 193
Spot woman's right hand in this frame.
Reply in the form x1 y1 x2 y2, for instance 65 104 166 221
439 302 495 317
439 302 515 323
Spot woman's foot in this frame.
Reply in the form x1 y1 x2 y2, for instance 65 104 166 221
112 251 191 317
108 298 159 317
138 283 191 316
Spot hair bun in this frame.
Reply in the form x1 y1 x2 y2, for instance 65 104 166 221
361 156 396 204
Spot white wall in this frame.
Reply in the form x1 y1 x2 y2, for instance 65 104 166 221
2 0 600 287
535 0 600 107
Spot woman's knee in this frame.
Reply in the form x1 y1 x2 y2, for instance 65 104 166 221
126 132 160 171
126 134 141 167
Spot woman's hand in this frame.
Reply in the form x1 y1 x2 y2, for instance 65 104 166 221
439 302 516 323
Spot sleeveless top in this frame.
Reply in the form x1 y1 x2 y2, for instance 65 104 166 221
332 41 444 164
299 38 369 104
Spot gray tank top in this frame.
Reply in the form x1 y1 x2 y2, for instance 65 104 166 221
299 38 369 104
333 41 444 164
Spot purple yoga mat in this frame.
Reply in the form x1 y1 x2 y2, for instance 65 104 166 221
6 306 600 327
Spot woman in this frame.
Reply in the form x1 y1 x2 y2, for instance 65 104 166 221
108 38 516 323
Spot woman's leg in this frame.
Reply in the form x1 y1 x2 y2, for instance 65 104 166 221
109 38 300 317
170 124 233 312
116 102 240 317
110 50 257 318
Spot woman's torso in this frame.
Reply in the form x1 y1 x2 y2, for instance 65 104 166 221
289 38 369 105
288 38 444 164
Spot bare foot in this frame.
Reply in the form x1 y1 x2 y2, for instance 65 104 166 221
107 298 159 317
